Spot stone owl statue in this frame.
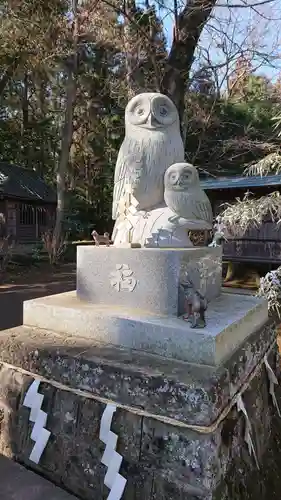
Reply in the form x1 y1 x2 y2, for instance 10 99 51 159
112 92 185 220
164 163 213 224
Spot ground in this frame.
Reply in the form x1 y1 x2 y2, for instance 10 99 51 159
0 454 77 499
0 262 76 331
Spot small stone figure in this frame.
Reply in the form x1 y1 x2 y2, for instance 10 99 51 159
91 230 110 246
208 230 225 247
164 163 213 224
209 216 227 247
180 281 207 328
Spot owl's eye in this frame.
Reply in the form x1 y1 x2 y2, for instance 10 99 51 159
159 106 168 117
136 107 144 116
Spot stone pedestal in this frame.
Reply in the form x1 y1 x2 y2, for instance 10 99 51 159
76 246 222 315
22 246 267 367
0 245 279 499
0 320 278 500
23 290 268 366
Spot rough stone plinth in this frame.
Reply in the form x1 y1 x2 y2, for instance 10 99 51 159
23 290 268 366
0 320 278 500
0 320 275 427
76 246 222 315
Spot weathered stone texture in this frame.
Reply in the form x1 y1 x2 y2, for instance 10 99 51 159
0 322 279 499
0 321 275 428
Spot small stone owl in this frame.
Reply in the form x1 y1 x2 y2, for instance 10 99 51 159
164 163 213 224
112 92 185 220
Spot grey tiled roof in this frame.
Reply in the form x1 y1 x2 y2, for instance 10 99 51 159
200 174 281 191
0 163 56 203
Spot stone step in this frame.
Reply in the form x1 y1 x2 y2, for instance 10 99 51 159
23 289 268 366
0 455 78 500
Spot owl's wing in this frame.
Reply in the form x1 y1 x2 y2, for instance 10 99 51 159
191 192 213 225
112 147 143 220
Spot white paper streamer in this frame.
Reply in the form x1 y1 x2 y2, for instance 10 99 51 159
237 395 259 469
264 354 281 418
23 379 51 464
99 404 127 500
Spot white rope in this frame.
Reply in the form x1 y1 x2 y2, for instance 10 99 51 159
2 339 277 435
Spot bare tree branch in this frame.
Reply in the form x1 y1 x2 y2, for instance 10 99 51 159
217 0 276 8
161 0 217 115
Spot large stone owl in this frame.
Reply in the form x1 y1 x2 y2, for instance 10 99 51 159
112 92 185 220
164 163 213 224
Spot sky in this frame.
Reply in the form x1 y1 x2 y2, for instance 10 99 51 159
156 0 281 87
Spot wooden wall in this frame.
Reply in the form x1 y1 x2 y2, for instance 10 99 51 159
3 199 56 243
207 186 281 264
0 200 5 213
223 222 281 263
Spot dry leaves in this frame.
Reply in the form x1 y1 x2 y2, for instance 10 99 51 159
220 191 281 236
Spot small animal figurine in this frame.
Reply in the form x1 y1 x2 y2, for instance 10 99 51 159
180 281 207 328
209 215 227 247
208 230 226 247
91 230 110 247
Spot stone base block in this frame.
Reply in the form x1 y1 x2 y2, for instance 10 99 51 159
76 246 222 316
23 290 268 366
0 320 275 427
0 320 278 500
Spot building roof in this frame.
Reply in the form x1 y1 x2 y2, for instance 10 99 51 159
200 174 281 191
0 162 56 203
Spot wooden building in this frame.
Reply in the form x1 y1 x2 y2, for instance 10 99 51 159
201 174 281 266
0 162 56 243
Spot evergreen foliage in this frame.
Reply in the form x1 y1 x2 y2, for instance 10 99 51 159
0 0 280 238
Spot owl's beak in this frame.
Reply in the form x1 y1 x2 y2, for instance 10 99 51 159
173 178 185 189
145 112 159 129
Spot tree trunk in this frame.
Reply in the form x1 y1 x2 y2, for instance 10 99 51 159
122 0 217 123
161 0 217 120
52 66 77 261
123 0 142 99
52 0 78 262
22 73 29 131
22 72 30 167
38 78 47 176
